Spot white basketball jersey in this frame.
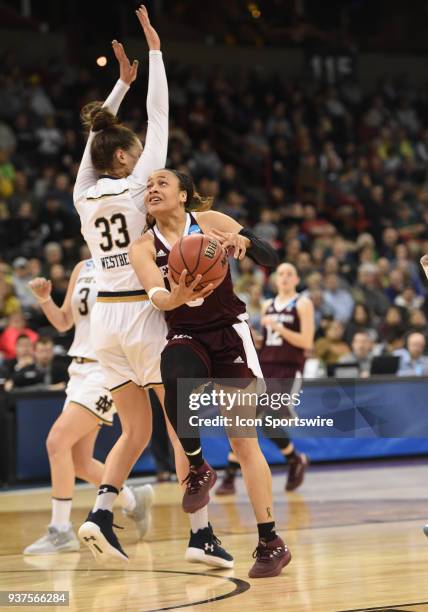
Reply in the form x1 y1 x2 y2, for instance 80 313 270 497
75 176 147 292
68 259 98 359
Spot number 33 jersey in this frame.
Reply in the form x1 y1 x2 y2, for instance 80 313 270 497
75 176 147 292
68 259 98 360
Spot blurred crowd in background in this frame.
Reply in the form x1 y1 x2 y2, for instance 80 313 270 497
1 47 428 388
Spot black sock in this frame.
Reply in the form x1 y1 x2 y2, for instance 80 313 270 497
257 521 277 542
284 449 298 461
186 448 204 469
227 460 240 475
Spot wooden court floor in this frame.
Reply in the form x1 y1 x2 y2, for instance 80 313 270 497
1 460 428 612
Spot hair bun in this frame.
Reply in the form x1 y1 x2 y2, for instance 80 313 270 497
80 102 120 132
91 108 120 132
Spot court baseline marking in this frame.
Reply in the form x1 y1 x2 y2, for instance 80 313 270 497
338 600 428 611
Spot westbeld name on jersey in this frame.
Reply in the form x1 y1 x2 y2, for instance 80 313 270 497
100 252 130 270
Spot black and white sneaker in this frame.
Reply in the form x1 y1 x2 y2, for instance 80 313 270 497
78 509 128 563
185 523 234 569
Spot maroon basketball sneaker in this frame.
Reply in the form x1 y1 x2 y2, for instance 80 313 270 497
182 462 217 513
215 472 236 496
286 453 309 491
248 536 292 578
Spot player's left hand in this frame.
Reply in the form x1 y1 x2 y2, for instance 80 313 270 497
112 40 138 85
207 228 250 260
136 4 161 51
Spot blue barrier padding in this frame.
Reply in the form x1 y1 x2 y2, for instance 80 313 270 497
12 377 428 481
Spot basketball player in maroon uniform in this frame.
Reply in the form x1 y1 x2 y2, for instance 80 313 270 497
217 262 314 495
129 169 292 578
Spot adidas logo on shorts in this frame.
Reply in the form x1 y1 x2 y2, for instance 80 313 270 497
156 249 167 257
233 356 245 364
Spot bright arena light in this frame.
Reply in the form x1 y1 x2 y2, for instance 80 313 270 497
96 56 107 67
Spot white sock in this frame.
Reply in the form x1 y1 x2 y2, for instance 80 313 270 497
189 505 209 534
93 485 119 512
117 485 136 512
50 498 72 531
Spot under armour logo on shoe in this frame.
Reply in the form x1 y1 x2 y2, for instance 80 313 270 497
233 356 244 364
204 543 214 552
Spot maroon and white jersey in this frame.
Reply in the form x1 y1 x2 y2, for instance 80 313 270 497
152 212 247 333
259 294 305 371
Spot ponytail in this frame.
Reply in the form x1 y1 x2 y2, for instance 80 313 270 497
80 102 121 132
185 192 214 212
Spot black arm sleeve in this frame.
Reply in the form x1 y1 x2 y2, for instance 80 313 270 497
238 228 279 268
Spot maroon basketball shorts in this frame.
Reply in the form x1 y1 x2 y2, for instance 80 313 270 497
164 321 263 380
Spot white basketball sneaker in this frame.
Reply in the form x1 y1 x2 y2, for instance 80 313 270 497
122 484 155 539
24 526 80 555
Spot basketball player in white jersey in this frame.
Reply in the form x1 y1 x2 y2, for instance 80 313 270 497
23 260 154 555
74 6 232 567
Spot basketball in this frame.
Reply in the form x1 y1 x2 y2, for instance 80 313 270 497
168 234 228 289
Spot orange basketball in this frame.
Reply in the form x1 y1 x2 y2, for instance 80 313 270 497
168 234 228 289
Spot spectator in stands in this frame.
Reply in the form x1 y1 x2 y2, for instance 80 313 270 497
1 334 34 381
234 257 265 294
307 288 333 332
408 309 428 335
395 285 425 311
33 336 68 384
254 209 279 243
315 320 351 366
378 306 406 343
338 331 374 377
0 276 21 324
323 273 354 323
245 283 263 333
0 312 38 359
344 303 377 344
11 257 38 316
38 195 77 247
394 332 428 376
8 336 68 390
352 263 390 317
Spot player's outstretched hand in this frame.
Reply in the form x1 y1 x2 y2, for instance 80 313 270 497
136 4 161 51
29 277 52 302
112 40 138 85
168 270 213 307
207 228 250 260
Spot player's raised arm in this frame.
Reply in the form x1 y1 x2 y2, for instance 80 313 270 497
28 261 85 332
196 210 279 266
131 5 169 182
73 39 138 202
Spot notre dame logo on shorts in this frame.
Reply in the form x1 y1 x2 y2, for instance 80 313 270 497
95 395 113 414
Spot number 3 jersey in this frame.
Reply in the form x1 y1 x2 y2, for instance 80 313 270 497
68 259 98 360
75 176 146 292
258 295 305 371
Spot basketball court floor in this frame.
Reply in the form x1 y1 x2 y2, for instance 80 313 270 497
1 459 427 611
